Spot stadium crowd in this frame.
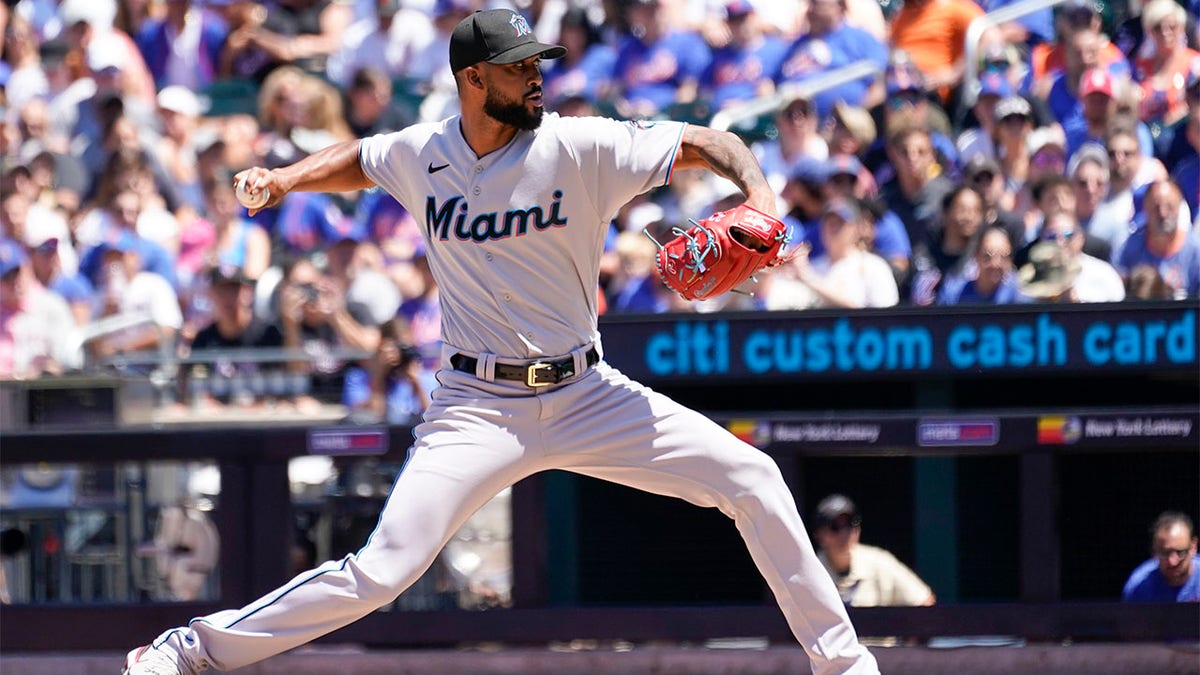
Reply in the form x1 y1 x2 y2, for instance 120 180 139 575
0 0 1198 413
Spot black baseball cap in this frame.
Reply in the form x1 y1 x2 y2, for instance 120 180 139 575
814 494 861 529
450 9 567 73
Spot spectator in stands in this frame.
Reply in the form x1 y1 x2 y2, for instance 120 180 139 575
135 0 228 91
404 0 479 124
1170 110 1200 220
541 8 616 111
1106 125 1169 220
87 229 183 360
154 86 208 215
911 185 987 305
342 317 431 426
862 61 957 183
879 124 955 249
278 255 379 404
324 0 434 89
0 238 79 378
396 247 442 372
2 14 48 113
1156 65 1200 169
699 1 786 114
777 157 828 255
956 71 1012 163
1 167 78 277
219 0 352 81
755 95 828 192
1069 144 1131 261
202 173 271 283
72 37 159 169
108 144 185 243
1032 0 1128 87
938 225 1022 304
1045 27 1131 126
344 68 412 138
612 0 711 119
962 154 1025 249
1132 0 1200 128
1123 511 1200 602
887 0 985 104
12 98 63 162
811 494 936 607
993 96 1036 208
824 102 876 159
1016 240 1082 303
607 229 671 313
1018 126 1070 217
1020 175 1076 253
1031 211 1126 302
186 264 285 406
1117 181 1200 299
76 184 178 288
972 41 1057 126
772 0 887 120
820 156 907 272
58 0 156 104
24 233 94 327
765 199 898 310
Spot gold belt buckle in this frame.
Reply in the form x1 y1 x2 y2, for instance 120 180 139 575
526 362 556 387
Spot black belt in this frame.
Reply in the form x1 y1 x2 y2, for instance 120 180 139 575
450 347 599 387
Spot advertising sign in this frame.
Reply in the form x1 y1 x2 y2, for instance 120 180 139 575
600 304 1197 382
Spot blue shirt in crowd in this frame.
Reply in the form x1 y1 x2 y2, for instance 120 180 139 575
1122 558 1200 602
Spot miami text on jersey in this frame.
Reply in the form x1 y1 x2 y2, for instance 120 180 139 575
425 191 569 243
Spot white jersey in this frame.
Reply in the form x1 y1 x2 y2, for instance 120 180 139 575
359 113 686 359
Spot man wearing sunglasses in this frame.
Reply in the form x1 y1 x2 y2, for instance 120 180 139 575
1122 511 1200 602
812 494 935 607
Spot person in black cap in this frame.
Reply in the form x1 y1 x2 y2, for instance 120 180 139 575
812 494 936 608
123 9 880 674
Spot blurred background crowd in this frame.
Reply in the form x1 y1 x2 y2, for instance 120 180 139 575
0 0 1198 417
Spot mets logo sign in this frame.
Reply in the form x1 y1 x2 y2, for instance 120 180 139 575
510 12 532 37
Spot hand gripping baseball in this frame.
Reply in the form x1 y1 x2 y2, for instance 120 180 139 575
648 204 790 300
232 168 281 215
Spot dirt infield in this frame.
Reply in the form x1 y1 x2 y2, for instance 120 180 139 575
3 642 1199 674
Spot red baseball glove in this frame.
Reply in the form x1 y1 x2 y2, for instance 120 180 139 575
653 204 790 301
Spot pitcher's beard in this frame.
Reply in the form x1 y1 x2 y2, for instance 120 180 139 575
484 90 544 131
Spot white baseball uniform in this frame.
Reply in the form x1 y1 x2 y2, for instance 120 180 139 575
138 113 879 675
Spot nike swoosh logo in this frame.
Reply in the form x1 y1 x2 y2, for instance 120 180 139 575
428 162 450 174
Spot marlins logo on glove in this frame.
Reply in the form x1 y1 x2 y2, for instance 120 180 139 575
651 204 790 300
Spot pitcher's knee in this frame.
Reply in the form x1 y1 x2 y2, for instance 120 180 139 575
725 452 790 513
344 549 429 607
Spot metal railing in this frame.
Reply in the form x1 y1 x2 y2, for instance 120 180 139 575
710 60 883 132
962 0 1071 106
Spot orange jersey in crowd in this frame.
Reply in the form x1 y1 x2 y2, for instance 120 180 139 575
1133 49 1200 123
1031 40 1126 81
889 0 984 76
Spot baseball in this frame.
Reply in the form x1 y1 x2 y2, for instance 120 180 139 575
235 179 270 209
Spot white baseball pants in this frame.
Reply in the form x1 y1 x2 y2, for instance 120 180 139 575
149 360 878 675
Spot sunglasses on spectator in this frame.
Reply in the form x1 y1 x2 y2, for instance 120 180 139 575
1043 230 1076 242
972 171 996 184
1155 546 1191 560
820 515 861 532
1108 148 1136 159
